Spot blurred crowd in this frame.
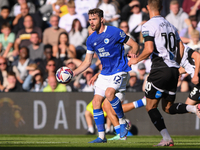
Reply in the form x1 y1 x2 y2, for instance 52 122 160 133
0 0 199 93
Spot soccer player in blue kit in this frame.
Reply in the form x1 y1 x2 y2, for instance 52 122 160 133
73 8 139 143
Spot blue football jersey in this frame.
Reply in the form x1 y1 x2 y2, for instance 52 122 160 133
86 26 131 75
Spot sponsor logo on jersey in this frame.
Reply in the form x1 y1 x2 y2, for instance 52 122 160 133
155 91 162 98
142 31 149 37
104 38 109 44
98 47 105 52
120 31 126 38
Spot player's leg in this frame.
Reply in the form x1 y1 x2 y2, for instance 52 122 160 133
145 68 176 146
105 72 130 138
103 99 127 140
185 97 197 105
168 85 200 116
146 97 174 146
88 94 106 143
123 96 146 112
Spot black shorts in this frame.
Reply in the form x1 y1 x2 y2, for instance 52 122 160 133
188 82 200 101
145 67 179 102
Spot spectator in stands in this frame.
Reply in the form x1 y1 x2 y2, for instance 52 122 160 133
119 21 135 56
12 3 43 34
22 64 46 92
43 75 66 92
0 56 21 89
165 0 188 32
43 15 66 53
28 32 44 61
182 0 200 15
180 16 200 43
36 44 62 75
126 71 143 92
69 19 88 59
73 67 94 92
12 47 34 82
97 0 120 27
121 0 149 43
52 0 68 17
57 32 76 61
14 15 42 53
0 0 9 12
58 0 86 32
39 0 56 14
137 63 148 82
64 58 82 92
74 0 99 22
0 6 14 31
43 59 56 81
0 23 15 59
10 0 35 17
2 71 24 92
187 30 200 53
189 0 200 26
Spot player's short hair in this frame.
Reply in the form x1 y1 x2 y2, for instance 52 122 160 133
88 8 104 18
67 0 75 8
1 22 11 29
148 0 162 12
170 0 179 5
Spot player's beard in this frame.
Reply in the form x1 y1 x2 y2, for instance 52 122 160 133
91 21 101 32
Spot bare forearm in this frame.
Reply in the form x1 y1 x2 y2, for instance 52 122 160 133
136 47 151 62
126 38 139 54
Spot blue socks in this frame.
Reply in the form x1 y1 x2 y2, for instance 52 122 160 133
93 109 105 132
109 97 124 119
114 125 120 135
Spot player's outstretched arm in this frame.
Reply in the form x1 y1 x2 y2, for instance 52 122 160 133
128 41 153 66
73 53 93 77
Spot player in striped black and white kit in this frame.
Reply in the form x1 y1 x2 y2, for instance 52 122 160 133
179 44 200 105
128 0 200 146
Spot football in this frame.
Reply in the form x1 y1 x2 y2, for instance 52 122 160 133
56 67 73 84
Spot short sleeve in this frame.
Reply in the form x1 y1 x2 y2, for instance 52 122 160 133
86 36 94 53
142 23 155 38
115 28 128 44
7 33 15 43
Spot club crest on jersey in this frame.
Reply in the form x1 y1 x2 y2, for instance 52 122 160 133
142 31 149 37
94 42 97 46
120 31 126 38
104 38 109 44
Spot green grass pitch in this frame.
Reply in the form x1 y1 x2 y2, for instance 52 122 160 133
0 135 200 150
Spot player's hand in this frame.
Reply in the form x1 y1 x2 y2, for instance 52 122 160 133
192 75 199 85
128 58 138 66
89 73 99 85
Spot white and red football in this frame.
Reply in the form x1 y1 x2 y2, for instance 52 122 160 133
56 67 73 84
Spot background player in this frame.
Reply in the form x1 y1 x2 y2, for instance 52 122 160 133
73 8 138 143
128 0 200 147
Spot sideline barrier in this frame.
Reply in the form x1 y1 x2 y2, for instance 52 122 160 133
0 92 199 135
